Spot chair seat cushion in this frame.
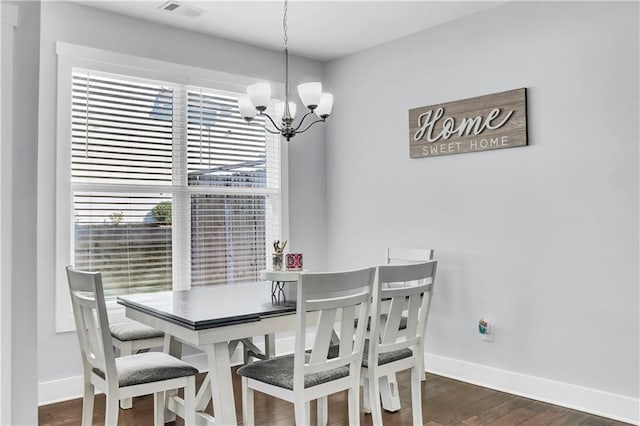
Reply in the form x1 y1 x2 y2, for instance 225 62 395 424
361 341 413 368
325 341 412 368
110 322 164 342
237 353 349 391
93 352 198 387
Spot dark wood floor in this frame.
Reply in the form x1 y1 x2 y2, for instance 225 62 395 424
39 369 631 426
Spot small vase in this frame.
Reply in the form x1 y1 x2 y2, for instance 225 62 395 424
272 253 283 271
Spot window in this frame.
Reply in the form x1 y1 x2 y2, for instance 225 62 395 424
56 44 286 331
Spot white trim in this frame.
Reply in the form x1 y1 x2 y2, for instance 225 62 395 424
0 5 18 424
424 352 639 425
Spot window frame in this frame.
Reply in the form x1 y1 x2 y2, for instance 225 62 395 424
55 42 289 332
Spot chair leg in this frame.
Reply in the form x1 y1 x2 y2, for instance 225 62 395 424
348 385 360 426
294 399 310 425
418 343 426 381
184 376 196 426
81 380 94 426
119 341 134 409
410 366 423 425
317 396 328 426
369 373 383 426
242 378 255 426
105 395 119 426
153 392 165 426
362 377 371 414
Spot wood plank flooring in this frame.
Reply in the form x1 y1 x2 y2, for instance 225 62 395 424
39 369 631 426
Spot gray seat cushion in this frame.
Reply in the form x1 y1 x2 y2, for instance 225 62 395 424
110 322 164 342
237 353 349 391
325 342 412 368
361 341 413 368
93 352 198 387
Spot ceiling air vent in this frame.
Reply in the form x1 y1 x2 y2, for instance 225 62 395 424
158 1 205 19
159 1 180 12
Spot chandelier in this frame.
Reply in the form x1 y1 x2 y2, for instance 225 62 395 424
238 0 333 141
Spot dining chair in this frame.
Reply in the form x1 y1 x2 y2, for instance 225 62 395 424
110 321 164 409
66 266 198 426
238 267 376 426
386 246 434 382
361 260 437 426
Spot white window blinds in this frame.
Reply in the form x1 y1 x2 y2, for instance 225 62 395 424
70 68 281 297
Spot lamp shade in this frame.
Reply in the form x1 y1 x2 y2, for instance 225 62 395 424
247 82 271 110
297 82 322 109
315 93 333 118
238 95 257 120
275 101 297 123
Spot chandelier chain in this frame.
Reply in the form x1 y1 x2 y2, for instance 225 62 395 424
283 0 288 49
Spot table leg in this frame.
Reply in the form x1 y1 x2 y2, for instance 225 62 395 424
264 333 275 359
379 374 402 412
205 342 237 425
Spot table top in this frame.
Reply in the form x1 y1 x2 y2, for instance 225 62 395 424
117 281 296 331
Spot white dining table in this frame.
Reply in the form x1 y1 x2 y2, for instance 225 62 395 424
117 280 403 425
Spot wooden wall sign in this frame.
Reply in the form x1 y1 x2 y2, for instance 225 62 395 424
409 88 527 158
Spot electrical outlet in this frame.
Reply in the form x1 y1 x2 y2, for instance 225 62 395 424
478 319 494 342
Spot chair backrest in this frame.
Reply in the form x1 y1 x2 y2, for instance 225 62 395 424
294 267 376 391
66 266 117 388
369 261 437 366
386 247 434 264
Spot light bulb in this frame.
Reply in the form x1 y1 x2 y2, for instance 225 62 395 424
247 82 271 111
238 95 257 120
297 82 322 110
315 93 333 119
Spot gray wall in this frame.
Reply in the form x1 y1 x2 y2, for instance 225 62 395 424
6 1 40 424
324 1 639 399
37 1 327 383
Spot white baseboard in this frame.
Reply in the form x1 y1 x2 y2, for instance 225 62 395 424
38 341 639 425
424 353 639 425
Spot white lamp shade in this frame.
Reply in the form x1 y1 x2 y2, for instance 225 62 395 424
238 95 257 119
247 82 271 109
275 101 297 123
297 82 322 109
315 93 333 118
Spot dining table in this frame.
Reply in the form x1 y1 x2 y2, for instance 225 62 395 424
117 280 403 425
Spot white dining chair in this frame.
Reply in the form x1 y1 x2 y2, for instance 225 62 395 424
362 260 437 426
238 267 376 426
386 247 434 380
110 322 164 409
66 266 198 426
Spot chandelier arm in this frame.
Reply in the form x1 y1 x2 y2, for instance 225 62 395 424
293 111 316 131
295 118 326 135
261 112 283 131
264 127 281 135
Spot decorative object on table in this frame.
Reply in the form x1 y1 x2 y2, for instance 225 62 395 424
285 253 303 271
272 240 287 271
238 0 333 141
409 88 527 158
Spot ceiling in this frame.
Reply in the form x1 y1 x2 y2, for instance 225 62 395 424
74 1 504 61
